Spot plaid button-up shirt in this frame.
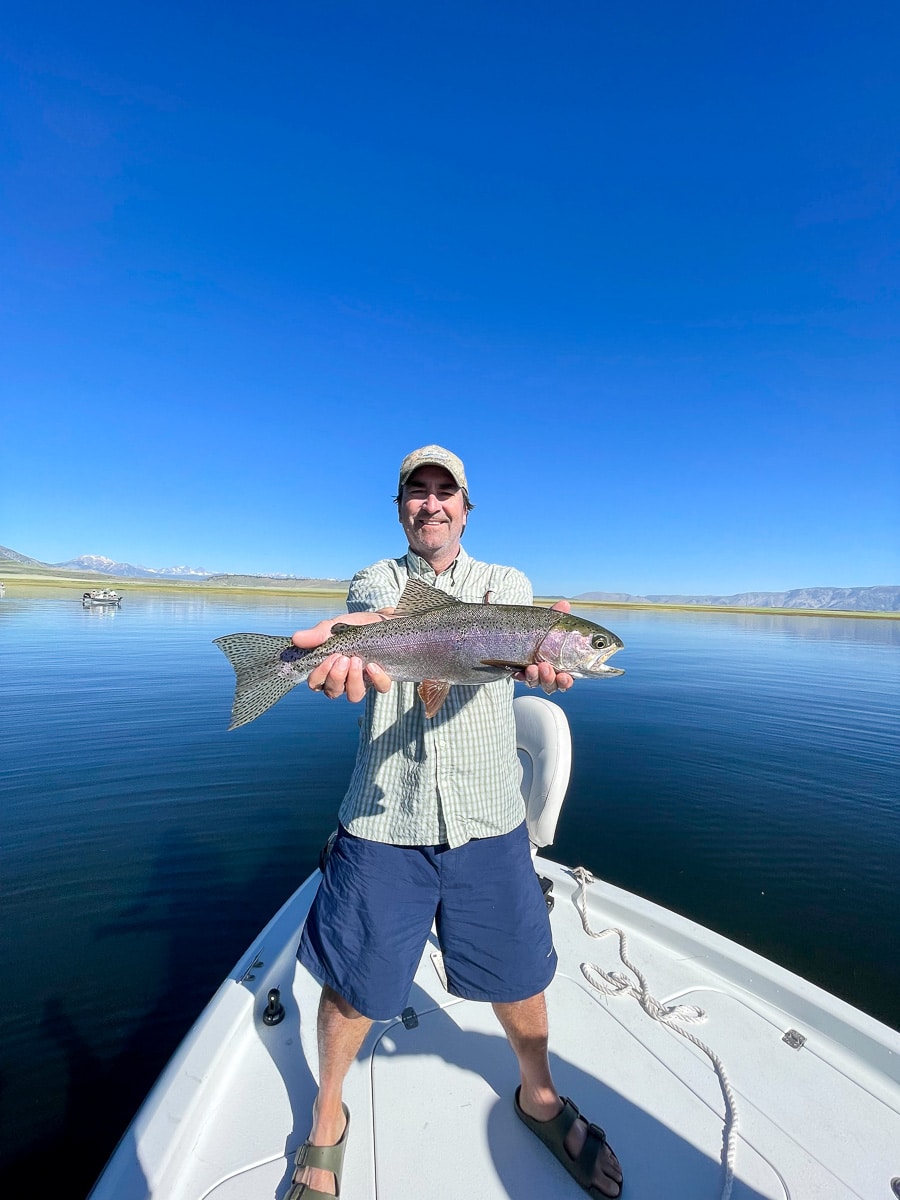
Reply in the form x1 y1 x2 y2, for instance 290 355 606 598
337 547 533 848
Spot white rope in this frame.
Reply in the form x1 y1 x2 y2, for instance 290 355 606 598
570 867 739 1200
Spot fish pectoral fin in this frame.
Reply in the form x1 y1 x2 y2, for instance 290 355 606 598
479 659 527 671
394 577 463 618
417 679 452 718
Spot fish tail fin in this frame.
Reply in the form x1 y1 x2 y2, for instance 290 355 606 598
213 633 307 730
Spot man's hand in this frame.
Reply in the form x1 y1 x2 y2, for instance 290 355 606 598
515 600 575 694
291 610 395 702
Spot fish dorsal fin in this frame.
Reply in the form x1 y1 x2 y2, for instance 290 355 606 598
394 577 462 619
417 678 452 718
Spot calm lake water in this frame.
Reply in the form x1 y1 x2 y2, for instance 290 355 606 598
1 586 898 1194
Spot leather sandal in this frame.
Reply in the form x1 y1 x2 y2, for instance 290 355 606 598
287 1103 350 1199
515 1087 622 1196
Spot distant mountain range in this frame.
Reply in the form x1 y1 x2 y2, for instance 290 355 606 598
0 545 344 586
54 554 216 578
574 586 900 612
1 544 897 610
0 545 214 577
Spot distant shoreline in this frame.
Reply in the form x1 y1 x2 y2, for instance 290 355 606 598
0 565 351 599
2 565 897 619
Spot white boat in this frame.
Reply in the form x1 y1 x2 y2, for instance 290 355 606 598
82 588 122 606
89 696 900 1200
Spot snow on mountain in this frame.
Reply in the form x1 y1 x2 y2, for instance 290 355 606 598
52 554 215 578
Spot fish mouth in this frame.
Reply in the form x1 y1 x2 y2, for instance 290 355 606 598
571 658 625 678
580 638 624 676
595 648 624 667
595 639 624 666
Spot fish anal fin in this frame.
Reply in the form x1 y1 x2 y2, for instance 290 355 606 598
417 679 452 718
394 577 462 619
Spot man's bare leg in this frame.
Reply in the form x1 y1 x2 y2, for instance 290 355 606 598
492 994 557 1110
292 985 372 1196
493 993 622 1198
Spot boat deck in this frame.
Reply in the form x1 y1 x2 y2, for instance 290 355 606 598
90 858 900 1200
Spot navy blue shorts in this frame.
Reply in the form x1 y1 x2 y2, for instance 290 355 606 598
297 821 557 1020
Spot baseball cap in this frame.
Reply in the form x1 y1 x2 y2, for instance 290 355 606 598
397 445 468 493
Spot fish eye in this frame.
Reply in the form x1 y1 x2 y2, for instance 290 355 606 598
591 634 608 649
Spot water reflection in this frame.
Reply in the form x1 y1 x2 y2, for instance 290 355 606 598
1 586 898 1193
6 583 899 641
82 603 120 619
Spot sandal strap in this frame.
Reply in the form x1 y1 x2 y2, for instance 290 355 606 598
574 1120 609 1180
557 1095 583 1135
295 1140 345 1173
286 1184 339 1200
557 1097 609 1187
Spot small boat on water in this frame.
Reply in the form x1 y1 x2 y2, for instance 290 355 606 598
82 588 122 606
89 696 900 1200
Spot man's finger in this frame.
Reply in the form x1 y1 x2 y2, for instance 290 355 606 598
307 653 340 691
364 663 393 694
344 658 367 703
322 656 351 699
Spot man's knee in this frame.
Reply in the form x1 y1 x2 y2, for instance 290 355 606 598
321 983 365 1021
493 991 549 1036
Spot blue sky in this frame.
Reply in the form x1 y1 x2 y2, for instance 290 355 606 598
2 1 897 596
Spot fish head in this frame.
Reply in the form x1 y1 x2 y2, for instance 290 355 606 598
535 614 625 677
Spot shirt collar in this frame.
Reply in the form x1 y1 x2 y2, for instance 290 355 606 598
404 545 469 586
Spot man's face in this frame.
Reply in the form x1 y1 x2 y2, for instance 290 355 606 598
399 466 468 564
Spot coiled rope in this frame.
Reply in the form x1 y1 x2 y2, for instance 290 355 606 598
570 866 739 1200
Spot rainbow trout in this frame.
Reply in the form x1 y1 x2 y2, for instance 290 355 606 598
214 577 624 729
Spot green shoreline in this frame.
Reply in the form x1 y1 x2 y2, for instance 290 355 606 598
1 565 897 619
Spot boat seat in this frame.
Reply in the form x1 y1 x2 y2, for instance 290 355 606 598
514 695 572 851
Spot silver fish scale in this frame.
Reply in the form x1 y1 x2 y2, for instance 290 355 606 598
215 582 623 729
322 602 561 683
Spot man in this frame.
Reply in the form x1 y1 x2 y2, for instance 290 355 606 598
288 446 623 1199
